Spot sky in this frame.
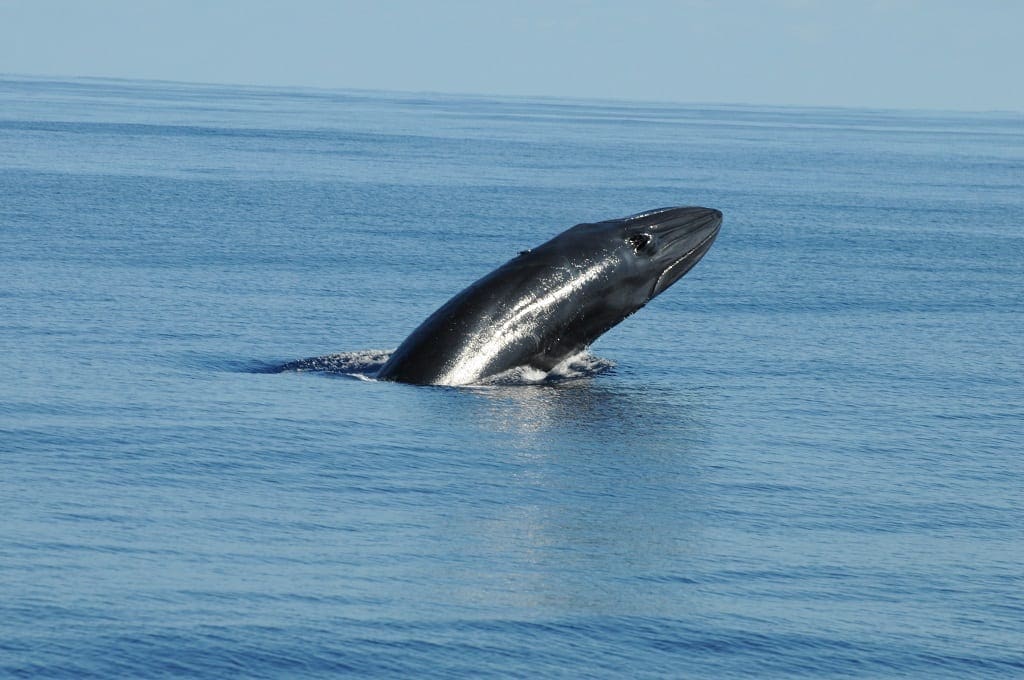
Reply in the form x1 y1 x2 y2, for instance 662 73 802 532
1 0 1022 112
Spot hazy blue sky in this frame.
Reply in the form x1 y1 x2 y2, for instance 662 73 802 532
2 0 1022 111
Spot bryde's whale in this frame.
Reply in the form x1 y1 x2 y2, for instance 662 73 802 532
376 206 722 385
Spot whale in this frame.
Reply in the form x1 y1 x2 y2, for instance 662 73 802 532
376 206 722 386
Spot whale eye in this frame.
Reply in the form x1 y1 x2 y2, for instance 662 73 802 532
628 233 654 254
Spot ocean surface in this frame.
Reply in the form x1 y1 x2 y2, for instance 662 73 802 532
1 75 1021 678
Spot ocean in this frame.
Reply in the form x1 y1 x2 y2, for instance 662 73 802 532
1 75 1021 677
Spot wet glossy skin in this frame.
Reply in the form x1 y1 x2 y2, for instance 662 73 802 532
377 206 722 385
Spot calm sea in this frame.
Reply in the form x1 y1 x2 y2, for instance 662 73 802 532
1 75 1021 678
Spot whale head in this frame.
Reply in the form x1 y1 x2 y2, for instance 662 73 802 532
533 206 722 329
589 205 721 300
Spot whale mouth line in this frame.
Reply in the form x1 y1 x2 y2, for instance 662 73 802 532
652 224 720 298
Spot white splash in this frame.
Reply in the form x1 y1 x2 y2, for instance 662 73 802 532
480 350 615 386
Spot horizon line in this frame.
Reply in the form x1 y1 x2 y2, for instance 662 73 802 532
3 70 1022 118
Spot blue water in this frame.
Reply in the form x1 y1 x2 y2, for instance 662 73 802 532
2 75 1022 677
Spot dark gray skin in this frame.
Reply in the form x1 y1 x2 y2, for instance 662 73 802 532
377 206 722 385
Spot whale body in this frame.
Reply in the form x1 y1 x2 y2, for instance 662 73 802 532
376 206 722 386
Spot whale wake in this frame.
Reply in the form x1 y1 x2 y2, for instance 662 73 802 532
269 350 614 385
